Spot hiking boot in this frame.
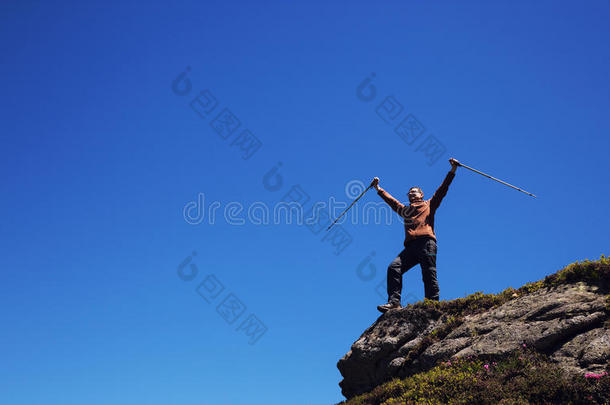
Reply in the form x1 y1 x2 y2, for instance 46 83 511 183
377 301 402 313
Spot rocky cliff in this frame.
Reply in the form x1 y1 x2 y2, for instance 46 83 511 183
337 257 610 403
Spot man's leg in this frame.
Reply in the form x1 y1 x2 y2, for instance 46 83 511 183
418 238 440 301
387 247 419 304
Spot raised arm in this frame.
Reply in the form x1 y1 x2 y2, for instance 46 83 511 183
430 158 459 211
372 178 407 216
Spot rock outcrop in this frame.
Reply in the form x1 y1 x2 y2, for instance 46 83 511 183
337 259 610 400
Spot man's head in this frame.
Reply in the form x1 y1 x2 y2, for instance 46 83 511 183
408 187 424 203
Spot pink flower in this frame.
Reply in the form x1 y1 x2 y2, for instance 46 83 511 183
492 362 497 366
484 364 489 370
523 343 527 348
585 371 608 379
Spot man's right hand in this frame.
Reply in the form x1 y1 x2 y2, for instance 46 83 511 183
370 177 380 190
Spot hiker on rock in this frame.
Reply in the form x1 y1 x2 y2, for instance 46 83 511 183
372 158 459 313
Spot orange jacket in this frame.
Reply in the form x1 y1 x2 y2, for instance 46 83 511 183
377 171 455 245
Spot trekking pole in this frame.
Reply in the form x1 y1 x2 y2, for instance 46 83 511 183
327 178 378 231
455 160 537 198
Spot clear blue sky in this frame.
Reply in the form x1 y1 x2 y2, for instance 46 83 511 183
1 1 609 404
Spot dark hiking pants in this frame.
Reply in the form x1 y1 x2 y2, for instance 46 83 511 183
387 237 439 304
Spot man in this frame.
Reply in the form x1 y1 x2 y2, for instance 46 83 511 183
372 158 460 313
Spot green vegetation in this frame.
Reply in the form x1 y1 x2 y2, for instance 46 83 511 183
339 256 610 405
339 347 609 405
411 254 610 319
